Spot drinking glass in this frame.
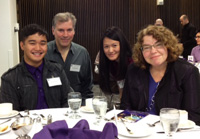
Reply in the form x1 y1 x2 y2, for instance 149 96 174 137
68 92 82 119
92 96 107 125
11 116 33 139
160 108 180 137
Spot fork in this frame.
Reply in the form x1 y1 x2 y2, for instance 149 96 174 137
147 120 160 127
120 118 133 134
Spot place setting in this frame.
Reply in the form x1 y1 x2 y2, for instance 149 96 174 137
0 103 19 119
104 107 154 138
152 108 198 138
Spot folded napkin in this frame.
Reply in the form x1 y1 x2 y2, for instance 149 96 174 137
33 119 118 139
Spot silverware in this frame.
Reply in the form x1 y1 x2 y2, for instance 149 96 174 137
120 118 133 134
157 128 200 133
0 119 11 125
147 120 160 127
40 114 46 120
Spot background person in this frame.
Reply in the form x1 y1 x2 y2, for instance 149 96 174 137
121 25 200 125
154 18 163 26
0 24 71 111
45 12 93 104
99 26 133 109
179 14 197 59
191 30 200 62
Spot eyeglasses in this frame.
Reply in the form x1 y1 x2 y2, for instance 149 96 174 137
141 42 164 52
195 36 200 39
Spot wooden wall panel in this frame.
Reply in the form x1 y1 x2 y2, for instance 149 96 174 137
17 0 200 83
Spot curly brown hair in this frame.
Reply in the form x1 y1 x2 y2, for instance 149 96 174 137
133 25 183 69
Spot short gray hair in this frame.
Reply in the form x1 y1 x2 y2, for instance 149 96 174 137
52 12 77 29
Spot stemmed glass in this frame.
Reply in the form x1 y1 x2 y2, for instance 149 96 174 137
11 116 33 139
92 96 108 125
68 92 82 119
160 108 180 138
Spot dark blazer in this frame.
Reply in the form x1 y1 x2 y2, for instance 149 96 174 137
121 58 200 125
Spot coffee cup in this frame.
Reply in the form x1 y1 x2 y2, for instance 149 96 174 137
85 98 93 109
0 103 13 116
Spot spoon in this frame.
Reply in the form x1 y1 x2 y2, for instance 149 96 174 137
147 120 160 127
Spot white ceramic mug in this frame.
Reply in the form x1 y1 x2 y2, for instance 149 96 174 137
0 103 13 116
85 98 93 109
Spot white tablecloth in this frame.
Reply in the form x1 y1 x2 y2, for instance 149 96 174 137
0 108 199 139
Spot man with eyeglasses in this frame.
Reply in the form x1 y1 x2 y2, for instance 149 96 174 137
179 14 197 59
191 30 200 62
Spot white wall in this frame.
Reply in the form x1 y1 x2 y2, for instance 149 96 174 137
0 0 19 84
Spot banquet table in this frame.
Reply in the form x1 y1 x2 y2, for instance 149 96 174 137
0 108 199 139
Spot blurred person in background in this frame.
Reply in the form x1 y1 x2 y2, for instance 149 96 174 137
179 14 196 59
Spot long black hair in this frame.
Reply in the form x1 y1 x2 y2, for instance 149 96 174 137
99 26 132 94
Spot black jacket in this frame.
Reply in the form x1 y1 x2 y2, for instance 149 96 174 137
0 59 71 111
180 22 197 58
121 59 200 125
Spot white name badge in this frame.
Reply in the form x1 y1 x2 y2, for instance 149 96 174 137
70 64 81 72
117 80 125 89
47 77 62 87
188 55 194 62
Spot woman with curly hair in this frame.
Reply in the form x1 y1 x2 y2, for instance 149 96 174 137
121 25 200 125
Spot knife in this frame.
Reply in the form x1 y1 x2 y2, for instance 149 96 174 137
0 119 11 125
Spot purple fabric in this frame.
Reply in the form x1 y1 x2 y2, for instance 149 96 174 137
25 61 48 109
33 119 118 139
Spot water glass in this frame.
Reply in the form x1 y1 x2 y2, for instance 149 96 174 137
92 96 107 125
160 108 180 137
68 92 82 119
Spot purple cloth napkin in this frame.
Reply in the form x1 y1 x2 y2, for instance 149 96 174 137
33 119 118 139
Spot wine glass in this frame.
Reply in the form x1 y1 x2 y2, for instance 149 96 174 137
160 108 180 137
92 96 107 125
68 92 82 119
11 116 33 139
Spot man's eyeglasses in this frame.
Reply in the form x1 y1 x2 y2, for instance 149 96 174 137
195 36 200 39
141 42 164 52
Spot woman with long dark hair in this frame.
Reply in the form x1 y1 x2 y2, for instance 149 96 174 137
99 26 132 109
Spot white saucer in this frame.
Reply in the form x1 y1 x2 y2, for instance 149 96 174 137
0 110 19 119
0 126 11 135
178 120 196 129
118 123 152 138
80 106 94 113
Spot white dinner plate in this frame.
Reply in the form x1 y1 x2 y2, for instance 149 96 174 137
178 120 196 129
118 122 152 138
0 126 11 135
80 106 94 113
0 110 19 119
105 109 123 120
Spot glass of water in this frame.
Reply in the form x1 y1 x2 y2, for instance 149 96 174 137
68 92 82 119
160 108 180 137
92 96 107 125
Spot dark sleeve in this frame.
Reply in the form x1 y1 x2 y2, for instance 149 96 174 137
182 66 200 126
60 68 71 107
0 75 20 111
183 26 196 47
80 51 93 99
120 68 132 110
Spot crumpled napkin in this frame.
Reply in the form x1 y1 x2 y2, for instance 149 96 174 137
33 119 118 139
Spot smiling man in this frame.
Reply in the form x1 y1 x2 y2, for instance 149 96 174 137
46 12 93 105
0 24 71 111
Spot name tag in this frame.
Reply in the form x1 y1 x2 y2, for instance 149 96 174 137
188 55 194 62
117 80 125 89
47 77 62 87
70 64 81 72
